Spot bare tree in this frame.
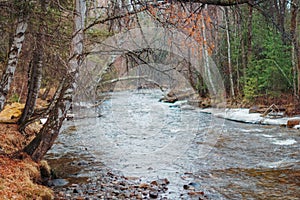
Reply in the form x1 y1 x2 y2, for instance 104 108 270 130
23 0 86 162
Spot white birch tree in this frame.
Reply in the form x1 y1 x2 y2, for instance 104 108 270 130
0 1 29 111
23 0 86 162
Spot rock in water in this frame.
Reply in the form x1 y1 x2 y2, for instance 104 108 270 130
287 118 300 128
149 191 158 198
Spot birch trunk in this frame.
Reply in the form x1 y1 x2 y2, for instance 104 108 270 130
224 8 235 98
23 0 86 162
201 9 217 96
291 0 300 100
0 15 28 111
290 0 299 98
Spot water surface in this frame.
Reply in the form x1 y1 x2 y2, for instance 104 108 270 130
46 89 299 199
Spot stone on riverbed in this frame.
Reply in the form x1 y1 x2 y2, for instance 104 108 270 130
48 179 69 187
53 170 170 200
287 118 300 128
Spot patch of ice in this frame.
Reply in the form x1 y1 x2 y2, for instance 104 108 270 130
200 108 297 127
261 118 288 126
240 128 264 133
258 159 294 168
261 134 274 138
294 125 300 129
271 138 297 145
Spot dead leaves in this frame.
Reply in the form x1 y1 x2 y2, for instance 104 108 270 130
0 155 53 200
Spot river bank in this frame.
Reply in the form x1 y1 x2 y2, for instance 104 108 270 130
199 108 300 129
0 124 53 199
0 92 299 199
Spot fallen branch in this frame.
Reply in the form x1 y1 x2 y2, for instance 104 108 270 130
101 76 148 84
261 104 285 118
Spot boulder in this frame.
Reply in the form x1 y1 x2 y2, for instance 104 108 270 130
0 102 25 123
160 89 195 103
287 119 300 128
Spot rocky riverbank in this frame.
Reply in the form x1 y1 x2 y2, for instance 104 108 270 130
51 168 213 200
200 108 300 129
52 170 170 200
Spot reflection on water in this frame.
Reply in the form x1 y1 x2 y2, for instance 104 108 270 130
46 89 299 199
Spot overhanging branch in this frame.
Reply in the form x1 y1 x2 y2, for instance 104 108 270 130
177 0 249 6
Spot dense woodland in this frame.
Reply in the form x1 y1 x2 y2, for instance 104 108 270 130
0 0 299 161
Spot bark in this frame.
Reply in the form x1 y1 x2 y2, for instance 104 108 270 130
290 0 299 98
201 8 217 96
23 78 69 161
179 0 250 6
224 7 235 98
237 6 247 87
274 0 287 43
0 12 28 111
23 0 86 162
18 1 46 128
246 0 253 66
41 87 50 100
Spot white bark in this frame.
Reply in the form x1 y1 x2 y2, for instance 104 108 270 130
224 8 235 98
66 0 87 109
201 9 217 96
24 0 87 162
0 16 28 111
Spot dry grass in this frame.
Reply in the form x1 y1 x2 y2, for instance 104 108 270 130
0 155 53 199
0 123 54 199
0 124 26 154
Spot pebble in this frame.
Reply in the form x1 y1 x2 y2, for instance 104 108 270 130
139 183 149 189
53 168 171 200
149 191 158 198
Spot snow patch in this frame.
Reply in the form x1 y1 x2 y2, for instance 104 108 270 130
271 138 297 145
294 125 300 129
200 108 297 127
240 128 264 133
261 134 274 138
258 159 295 168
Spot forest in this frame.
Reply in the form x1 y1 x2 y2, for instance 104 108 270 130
0 0 299 199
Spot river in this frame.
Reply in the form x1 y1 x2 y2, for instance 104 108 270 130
46 89 299 199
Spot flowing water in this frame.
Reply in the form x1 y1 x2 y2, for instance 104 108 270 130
46 89 299 199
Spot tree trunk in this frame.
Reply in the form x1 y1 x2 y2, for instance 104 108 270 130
201 8 217 96
18 1 46 129
240 24 247 87
274 0 287 44
224 7 235 98
246 1 253 66
291 0 299 98
23 0 86 162
0 9 28 111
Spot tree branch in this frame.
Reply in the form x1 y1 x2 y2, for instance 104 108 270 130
177 0 249 6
